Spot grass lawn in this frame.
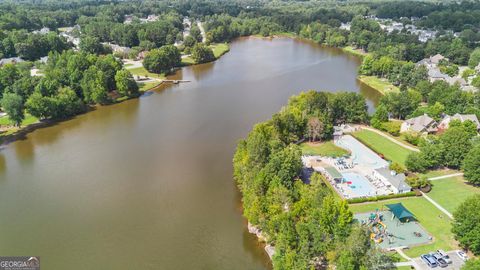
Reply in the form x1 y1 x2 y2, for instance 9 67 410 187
418 169 461 179
137 81 160 92
342 46 369 57
428 176 480 213
357 75 399 95
352 129 413 166
349 196 456 257
300 141 349 157
128 66 165 79
181 56 195 65
0 114 38 127
210 43 230 58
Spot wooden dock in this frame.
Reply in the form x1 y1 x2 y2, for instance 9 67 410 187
163 80 191 84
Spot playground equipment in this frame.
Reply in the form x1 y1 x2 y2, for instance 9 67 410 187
367 211 388 244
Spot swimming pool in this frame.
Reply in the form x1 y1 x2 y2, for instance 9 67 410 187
335 135 388 169
342 172 376 198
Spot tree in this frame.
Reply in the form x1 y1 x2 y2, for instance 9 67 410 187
452 195 480 254
405 152 428 172
1 93 24 126
142 45 181 74
463 144 480 185
115 70 139 97
79 36 105 55
440 126 473 168
468 48 480 68
191 43 215 64
462 259 480 270
306 117 324 142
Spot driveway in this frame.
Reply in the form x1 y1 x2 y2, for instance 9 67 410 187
413 251 465 270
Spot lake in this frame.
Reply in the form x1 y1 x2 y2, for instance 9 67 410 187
0 37 380 269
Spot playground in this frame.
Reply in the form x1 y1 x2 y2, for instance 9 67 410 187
355 203 432 249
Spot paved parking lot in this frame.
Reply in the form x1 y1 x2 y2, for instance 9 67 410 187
413 251 465 270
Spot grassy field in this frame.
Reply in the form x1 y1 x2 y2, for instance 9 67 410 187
128 66 165 79
428 176 480 213
352 129 413 166
357 75 399 95
137 81 160 92
419 169 462 179
350 196 456 257
342 46 369 57
0 114 38 127
300 141 349 157
211 43 230 58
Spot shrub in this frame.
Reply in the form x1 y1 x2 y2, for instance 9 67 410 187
379 121 401 136
389 162 405 173
347 192 416 204
402 132 422 146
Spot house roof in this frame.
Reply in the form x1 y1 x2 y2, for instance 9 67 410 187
374 167 410 191
0 57 24 66
404 114 437 133
443 113 480 129
386 203 415 221
430 54 445 64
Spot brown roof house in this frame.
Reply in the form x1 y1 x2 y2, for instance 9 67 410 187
400 114 438 134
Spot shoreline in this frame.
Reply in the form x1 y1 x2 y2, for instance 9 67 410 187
0 43 231 146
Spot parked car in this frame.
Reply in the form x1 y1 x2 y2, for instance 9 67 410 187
421 254 438 268
436 250 452 264
456 250 468 261
429 252 448 268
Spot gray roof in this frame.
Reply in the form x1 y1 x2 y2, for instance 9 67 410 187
375 167 411 191
405 114 437 133
450 113 480 128
430 54 445 64
0 57 24 66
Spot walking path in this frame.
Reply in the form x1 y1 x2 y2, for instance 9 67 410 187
421 191 453 219
394 248 421 269
197 21 207 43
428 173 464 181
360 126 420 152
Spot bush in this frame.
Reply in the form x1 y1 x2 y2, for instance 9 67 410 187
389 162 405 173
402 132 422 146
347 192 416 204
379 121 401 136
406 175 431 189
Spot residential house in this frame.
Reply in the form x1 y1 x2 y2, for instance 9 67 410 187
372 167 411 194
438 113 480 131
400 114 438 133
0 57 24 66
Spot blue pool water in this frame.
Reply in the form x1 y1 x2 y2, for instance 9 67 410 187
335 135 389 169
342 172 375 197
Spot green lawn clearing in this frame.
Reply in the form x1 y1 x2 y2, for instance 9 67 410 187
210 43 230 58
342 46 369 57
137 81 160 92
357 75 399 95
349 196 456 257
0 114 38 127
418 169 461 179
428 176 480 213
128 66 165 79
300 141 349 157
352 129 413 166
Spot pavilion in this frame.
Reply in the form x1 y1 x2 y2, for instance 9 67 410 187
385 203 416 222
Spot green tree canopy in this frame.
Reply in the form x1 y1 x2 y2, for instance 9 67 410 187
1 92 24 126
191 43 215 64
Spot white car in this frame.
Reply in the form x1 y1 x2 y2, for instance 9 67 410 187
456 250 469 261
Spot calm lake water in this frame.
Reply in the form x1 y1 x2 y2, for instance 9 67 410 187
0 37 380 269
